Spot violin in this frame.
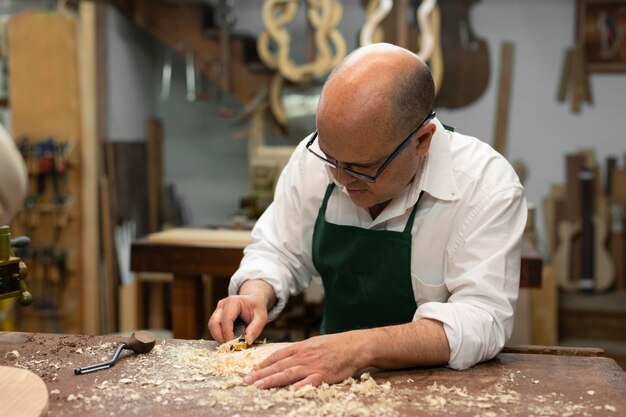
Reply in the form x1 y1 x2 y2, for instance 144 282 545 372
433 0 490 108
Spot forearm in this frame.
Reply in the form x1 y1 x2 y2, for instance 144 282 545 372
239 279 278 311
350 318 450 370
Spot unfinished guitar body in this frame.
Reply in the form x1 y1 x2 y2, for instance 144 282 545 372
554 217 614 293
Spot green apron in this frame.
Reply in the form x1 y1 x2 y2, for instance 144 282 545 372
312 183 422 334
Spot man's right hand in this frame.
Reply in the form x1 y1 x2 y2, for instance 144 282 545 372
208 279 277 344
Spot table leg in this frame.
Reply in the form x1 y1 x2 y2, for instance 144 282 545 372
172 274 204 339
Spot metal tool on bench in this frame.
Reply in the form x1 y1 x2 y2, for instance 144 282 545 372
74 331 157 375
0 225 32 306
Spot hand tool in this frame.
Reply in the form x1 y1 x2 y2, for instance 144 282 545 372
74 331 156 375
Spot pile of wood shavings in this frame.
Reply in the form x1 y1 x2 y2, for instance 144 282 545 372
61 340 401 416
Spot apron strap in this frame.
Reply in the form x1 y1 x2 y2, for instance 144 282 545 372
320 183 336 214
403 190 424 233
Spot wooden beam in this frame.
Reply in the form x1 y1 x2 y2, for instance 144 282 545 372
493 42 514 157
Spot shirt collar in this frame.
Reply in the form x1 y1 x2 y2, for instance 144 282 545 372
418 117 460 203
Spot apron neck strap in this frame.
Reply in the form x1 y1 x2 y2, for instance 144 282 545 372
320 183 336 214
403 190 424 233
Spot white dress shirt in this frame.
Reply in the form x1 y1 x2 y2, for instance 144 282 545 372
230 118 527 370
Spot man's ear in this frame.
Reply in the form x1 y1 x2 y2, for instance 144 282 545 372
415 123 436 156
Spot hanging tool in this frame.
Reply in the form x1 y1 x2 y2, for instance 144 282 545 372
74 331 156 375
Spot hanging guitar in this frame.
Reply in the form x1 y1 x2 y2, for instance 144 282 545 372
555 168 614 292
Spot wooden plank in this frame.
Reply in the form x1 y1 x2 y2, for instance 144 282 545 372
530 264 558 346
80 3 101 335
556 48 573 102
570 46 582 113
99 177 117 333
492 42 514 157
543 184 565 259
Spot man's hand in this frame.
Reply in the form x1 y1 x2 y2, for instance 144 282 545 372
243 319 449 390
243 332 365 390
208 279 277 344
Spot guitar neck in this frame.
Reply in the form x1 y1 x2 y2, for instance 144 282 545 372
579 169 595 291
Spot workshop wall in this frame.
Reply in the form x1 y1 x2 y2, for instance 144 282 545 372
105 0 626 253
106 6 156 142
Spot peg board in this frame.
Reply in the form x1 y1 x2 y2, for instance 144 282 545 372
8 11 84 334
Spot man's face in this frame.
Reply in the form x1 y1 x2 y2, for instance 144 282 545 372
317 124 430 210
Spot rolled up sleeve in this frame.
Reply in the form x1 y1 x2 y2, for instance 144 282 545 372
415 185 527 370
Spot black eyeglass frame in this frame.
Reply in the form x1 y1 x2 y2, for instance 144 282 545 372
306 111 436 183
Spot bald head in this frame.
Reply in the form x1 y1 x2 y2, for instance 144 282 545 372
317 43 434 141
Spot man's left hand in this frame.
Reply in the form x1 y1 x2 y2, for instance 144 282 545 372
243 333 365 390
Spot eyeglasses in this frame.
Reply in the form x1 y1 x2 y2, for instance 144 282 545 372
306 111 436 183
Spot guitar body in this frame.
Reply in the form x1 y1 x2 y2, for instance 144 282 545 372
592 214 614 292
435 0 490 108
555 216 614 293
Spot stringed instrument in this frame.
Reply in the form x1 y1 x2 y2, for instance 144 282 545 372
555 168 614 292
434 0 489 108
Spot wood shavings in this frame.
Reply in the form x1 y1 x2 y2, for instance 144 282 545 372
4 349 19 358
216 335 249 353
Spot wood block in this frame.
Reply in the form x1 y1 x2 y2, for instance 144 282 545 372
530 264 558 346
565 154 587 221
611 167 626 204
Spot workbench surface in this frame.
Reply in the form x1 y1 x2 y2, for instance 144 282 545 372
1 332 625 416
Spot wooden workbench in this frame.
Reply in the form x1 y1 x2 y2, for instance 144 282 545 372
130 228 543 339
0 332 624 417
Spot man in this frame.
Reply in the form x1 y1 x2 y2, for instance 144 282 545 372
209 43 527 390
